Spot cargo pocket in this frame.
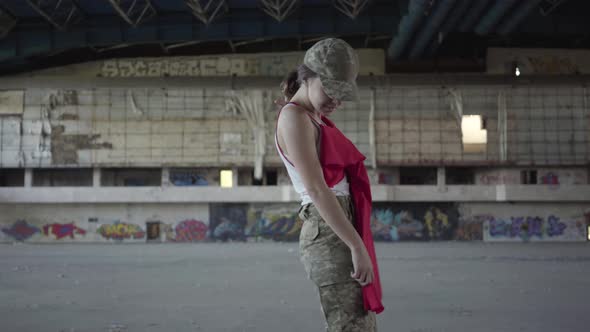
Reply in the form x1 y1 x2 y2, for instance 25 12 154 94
299 204 320 243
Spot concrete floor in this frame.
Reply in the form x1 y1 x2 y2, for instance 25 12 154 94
1 242 589 332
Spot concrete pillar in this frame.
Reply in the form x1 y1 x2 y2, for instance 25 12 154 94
162 168 170 186
232 167 239 187
24 168 33 187
93 168 101 187
437 167 446 189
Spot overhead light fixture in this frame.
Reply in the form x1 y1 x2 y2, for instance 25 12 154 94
512 61 521 77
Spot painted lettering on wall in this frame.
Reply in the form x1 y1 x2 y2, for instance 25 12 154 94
371 203 459 241
98 221 146 241
173 219 208 242
483 214 586 241
42 223 87 239
209 204 248 241
246 206 302 242
2 220 40 241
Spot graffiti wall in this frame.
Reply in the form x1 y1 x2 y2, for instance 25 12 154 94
483 216 586 242
537 169 587 185
2 220 40 241
0 203 587 243
371 203 460 241
476 169 521 185
169 169 219 186
164 219 209 242
464 204 589 242
42 223 87 240
246 204 302 242
208 204 249 242
98 221 146 241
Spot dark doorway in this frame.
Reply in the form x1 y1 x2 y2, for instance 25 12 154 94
146 222 161 241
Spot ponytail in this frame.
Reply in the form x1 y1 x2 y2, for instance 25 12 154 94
281 69 300 100
275 64 318 110
280 64 317 100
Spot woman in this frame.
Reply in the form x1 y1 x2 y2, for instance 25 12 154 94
275 38 384 331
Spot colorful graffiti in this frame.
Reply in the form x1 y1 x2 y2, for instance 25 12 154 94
246 207 302 242
378 173 396 185
42 223 86 240
371 203 458 241
483 215 586 242
541 172 559 185
173 219 208 242
424 207 453 240
488 217 543 240
209 204 248 241
170 171 209 186
2 220 40 241
98 221 145 241
477 173 520 185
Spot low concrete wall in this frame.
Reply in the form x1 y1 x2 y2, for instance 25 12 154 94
2 185 590 203
1 198 588 243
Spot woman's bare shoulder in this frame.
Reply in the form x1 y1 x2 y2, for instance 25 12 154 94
278 104 313 129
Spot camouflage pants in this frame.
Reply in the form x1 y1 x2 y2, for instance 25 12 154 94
298 195 377 332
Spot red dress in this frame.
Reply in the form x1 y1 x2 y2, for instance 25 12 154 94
276 102 384 314
316 114 384 314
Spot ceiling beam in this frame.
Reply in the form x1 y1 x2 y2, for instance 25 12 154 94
388 0 432 60
184 0 228 25
107 0 157 27
0 10 394 64
260 0 299 22
333 0 371 20
0 6 17 38
25 0 83 31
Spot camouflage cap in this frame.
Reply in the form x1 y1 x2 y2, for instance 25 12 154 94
303 38 360 102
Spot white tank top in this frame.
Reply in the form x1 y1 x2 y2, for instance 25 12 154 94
275 106 349 205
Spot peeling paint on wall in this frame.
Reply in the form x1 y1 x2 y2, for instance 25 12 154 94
50 125 112 164
0 90 24 115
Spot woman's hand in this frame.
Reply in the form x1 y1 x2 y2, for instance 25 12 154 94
350 244 374 287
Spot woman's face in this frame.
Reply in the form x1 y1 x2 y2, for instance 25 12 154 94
307 77 341 116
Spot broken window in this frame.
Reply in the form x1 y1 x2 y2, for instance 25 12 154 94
521 170 538 184
33 168 93 187
220 170 233 188
101 168 161 186
399 167 437 185
462 115 487 154
446 167 475 185
0 168 24 187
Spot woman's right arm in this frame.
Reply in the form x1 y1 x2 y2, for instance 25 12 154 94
278 106 374 286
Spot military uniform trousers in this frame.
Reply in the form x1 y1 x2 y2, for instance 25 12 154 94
298 195 377 332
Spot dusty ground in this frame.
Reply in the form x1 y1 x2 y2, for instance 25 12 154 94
1 242 589 332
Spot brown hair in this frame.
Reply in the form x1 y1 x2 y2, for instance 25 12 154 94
280 64 317 100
